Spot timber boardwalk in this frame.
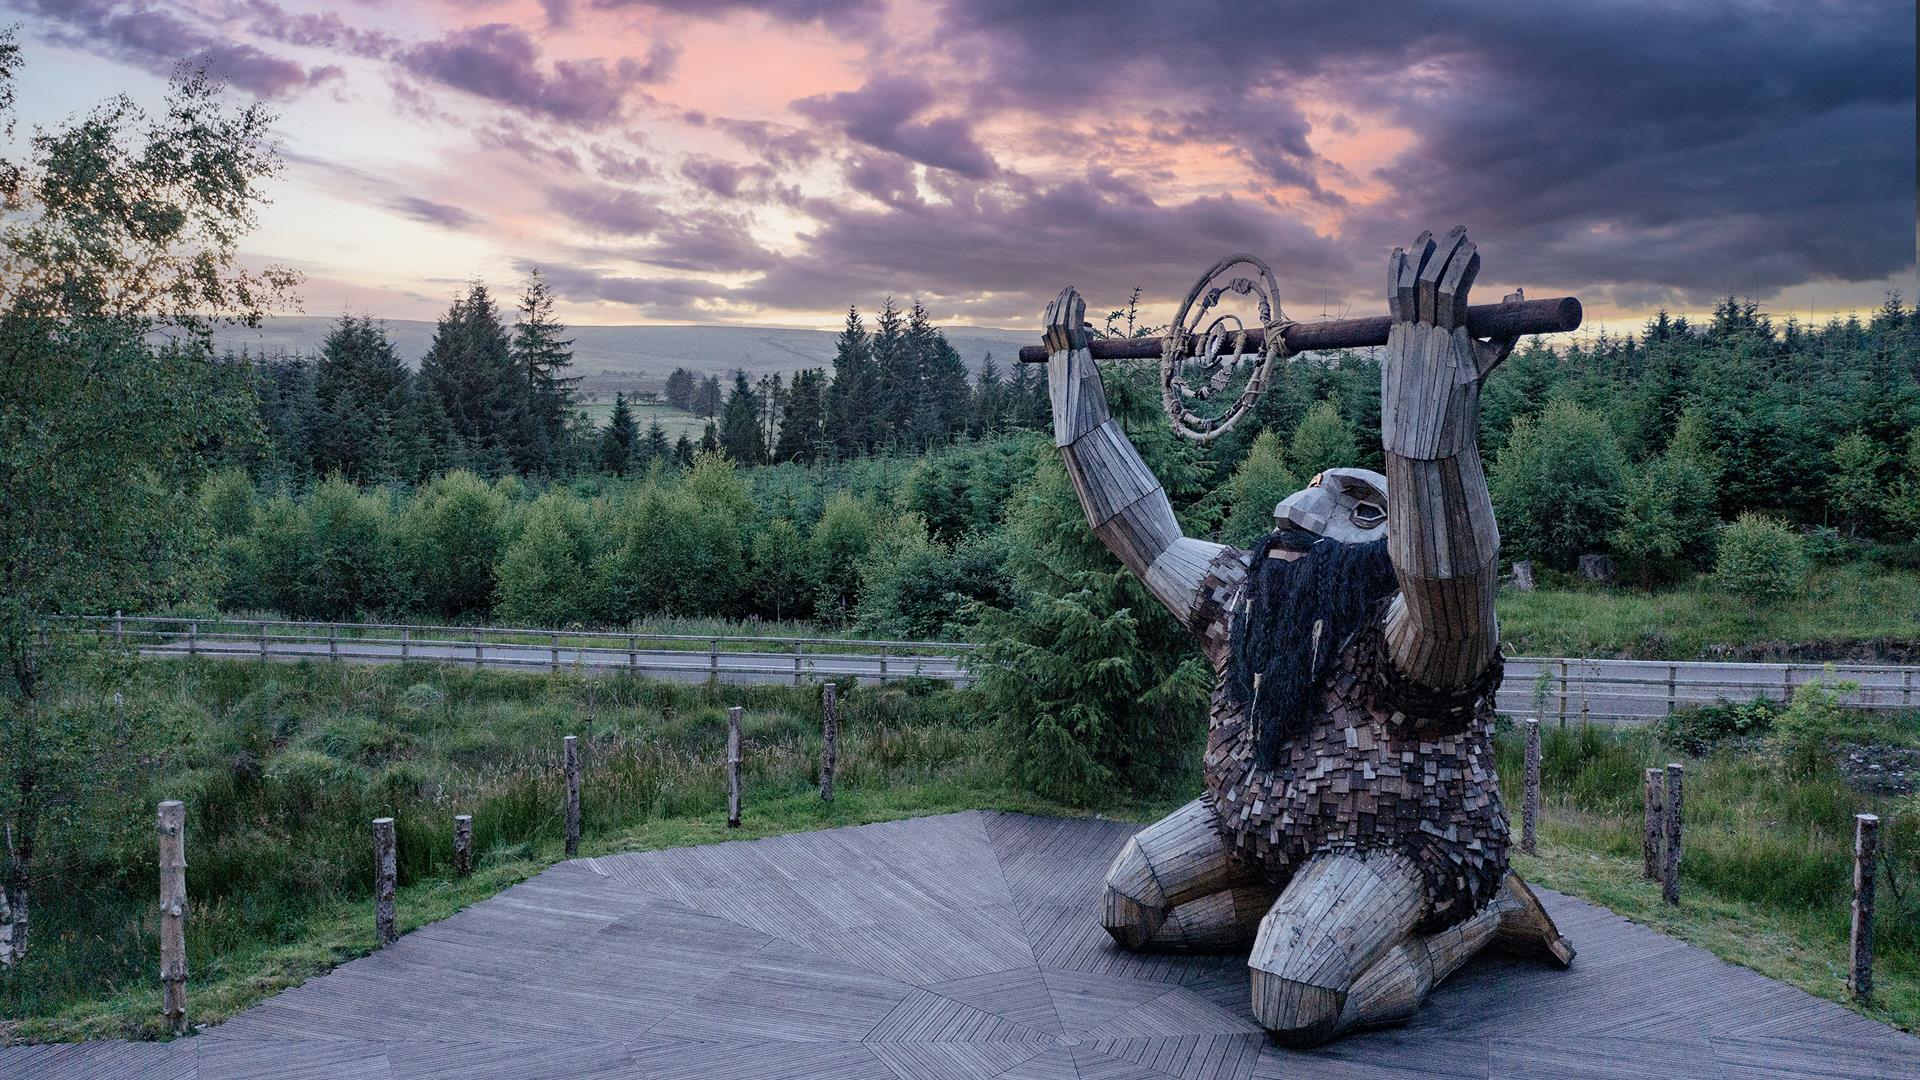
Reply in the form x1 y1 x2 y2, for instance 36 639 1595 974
6 812 1915 1078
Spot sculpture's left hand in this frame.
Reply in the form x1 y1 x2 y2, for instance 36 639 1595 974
1381 226 1519 460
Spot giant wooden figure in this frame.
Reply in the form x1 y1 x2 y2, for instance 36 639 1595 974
1040 227 1574 1046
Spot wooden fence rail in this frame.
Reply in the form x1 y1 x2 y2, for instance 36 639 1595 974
68 615 1920 722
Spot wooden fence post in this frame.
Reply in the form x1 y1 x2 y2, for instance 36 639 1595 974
710 639 721 680
373 817 397 946
820 684 840 802
1642 767 1664 880
1557 659 1568 727
1662 763 1684 905
329 624 339 662
400 627 410 662
793 642 804 687
115 609 125 646
563 735 581 857
473 632 483 668
1667 663 1677 714
157 800 188 1036
726 706 742 828
628 635 637 671
550 633 560 674
1850 813 1880 1002
453 814 473 877
188 619 198 658
1521 719 1541 856
259 621 269 663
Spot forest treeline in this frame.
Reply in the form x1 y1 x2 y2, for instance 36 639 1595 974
233 290 1051 484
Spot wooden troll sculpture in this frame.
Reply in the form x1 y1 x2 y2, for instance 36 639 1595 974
1040 228 1574 1046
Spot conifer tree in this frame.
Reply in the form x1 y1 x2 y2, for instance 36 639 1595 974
971 352 1004 436
420 282 519 474
869 298 907 448
511 268 578 473
601 392 637 475
663 367 696 411
313 315 408 481
674 432 696 466
719 370 765 463
696 374 723 418
776 367 827 463
825 305 872 457
641 420 671 469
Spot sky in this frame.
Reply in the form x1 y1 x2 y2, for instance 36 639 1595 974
1 0 1914 332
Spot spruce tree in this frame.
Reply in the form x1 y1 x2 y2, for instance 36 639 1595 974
825 305 871 457
511 268 578 473
641 420 671 468
698 421 719 455
313 315 408 481
663 367 696 411
776 367 827 463
696 374 723 418
869 298 907 448
674 433 696 466
972 352 1004 436
601 392 637 475
420 282 519 475
719 370 765 463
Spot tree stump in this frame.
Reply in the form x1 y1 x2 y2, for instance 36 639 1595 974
1511 560 1536 592
1642 768 1663 880
726 706 742 828
1521 719 1541 856
563 735 581 857
1661 764 1684 905
1850 813 1879 1001
373 817 397 946
157 800 189 1035
1577 554 1615 583
453 814 472 878
820 684 840 802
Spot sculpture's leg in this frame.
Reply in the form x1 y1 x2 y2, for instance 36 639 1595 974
1247 848 1427 1047
1336 871 1576 1035
1144 884 1279 951
1103 797 1258 950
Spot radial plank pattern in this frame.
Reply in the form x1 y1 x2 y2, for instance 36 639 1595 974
6 812 1915 1079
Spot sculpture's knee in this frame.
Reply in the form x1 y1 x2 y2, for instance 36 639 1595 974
1102 836 1169 950
1246 850 1428 1045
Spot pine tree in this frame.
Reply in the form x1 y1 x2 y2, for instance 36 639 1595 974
696 374 723 418
511 268 578 473
420 282 520 475
775 367 827 463
601 392 637 475
825 305 871 457
971 352 1004 436
641 420 671 469
719 370 765 463
698 420 719 455
663 367 696 411
313 315 408 481
869 298 907 449
674 433 696 466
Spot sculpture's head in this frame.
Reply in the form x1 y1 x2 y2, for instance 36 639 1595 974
1273 467 1388 545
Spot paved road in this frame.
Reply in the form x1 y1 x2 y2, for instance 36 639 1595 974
7 811 1913 1079
137 636 972 687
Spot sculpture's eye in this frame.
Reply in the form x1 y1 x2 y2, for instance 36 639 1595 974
1350 500 1385 530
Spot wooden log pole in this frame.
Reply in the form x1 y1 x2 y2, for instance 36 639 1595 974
1521 719 1541 856
1850 813 1880 1001
1661 763 1684 905
1642 767 1664 880
563 735 581 857
453 814 473 877
820 683 840 802
1013 295 1583 363
372 817 397 946
726 706 743 828
156 800 188 1036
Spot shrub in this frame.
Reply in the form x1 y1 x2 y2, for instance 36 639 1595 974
401 470 506 618
1661 697 1777 754
1772 667 1859 778
1714 512 1808 602
1489 399 1627 568
1217 430 1299 546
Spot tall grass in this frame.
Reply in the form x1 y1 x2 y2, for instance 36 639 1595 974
6 657 1173 1040
1496 564 1920 658
1496 720 1920 1027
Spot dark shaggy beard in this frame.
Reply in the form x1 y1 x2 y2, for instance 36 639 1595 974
1227 529 1399 767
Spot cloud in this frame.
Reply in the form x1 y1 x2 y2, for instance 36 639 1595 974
547 182 667 234
680 156 775 199
388 195 480 229
239 1 400 59
23 0 340 99
712 117 822 168
793 75 997 179
402 23 638 125
586 0 880 21
522 258 737 318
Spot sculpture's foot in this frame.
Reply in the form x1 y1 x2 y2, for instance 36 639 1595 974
1491 871 1576 967
1247 849 1427 1048
1102 797 1254 952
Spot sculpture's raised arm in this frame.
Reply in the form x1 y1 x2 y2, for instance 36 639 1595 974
1378 227 1514 691
1043 287 1235 633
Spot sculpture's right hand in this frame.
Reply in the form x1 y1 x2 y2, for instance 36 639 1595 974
1043 286 1091 356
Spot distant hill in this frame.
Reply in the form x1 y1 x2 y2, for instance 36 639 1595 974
209 317 1038 392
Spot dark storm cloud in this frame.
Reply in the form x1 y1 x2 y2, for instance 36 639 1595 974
793 75 997 179
403 23 663 125
587 0 879 21
22 0 339 98
934 0 1914 306
744 171 1351 320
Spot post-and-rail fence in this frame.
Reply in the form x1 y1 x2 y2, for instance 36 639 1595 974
68 614 1920 724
